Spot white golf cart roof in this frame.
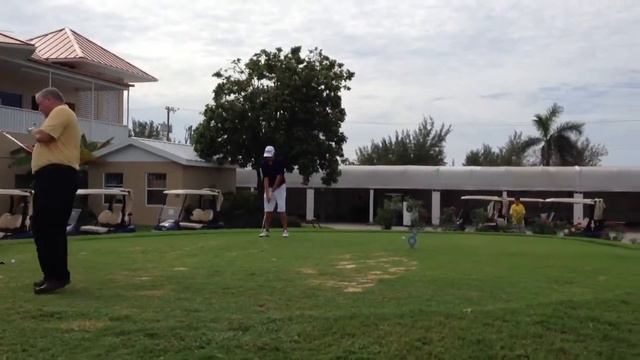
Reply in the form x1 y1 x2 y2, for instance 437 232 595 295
461 195 544 203
163 188 224 210
0 189 33 196
545 198 596 205
163 188 222 196
76 188 132 196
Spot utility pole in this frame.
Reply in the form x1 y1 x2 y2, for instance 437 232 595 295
164 106 179 142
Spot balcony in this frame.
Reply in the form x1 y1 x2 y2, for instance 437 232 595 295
0 105 128 143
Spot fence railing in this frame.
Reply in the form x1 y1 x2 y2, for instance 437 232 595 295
0 105 128 142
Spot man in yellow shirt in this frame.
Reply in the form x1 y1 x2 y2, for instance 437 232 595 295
509 197 526 233
30 88 81 295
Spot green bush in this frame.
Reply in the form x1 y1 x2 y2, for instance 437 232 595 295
218 191 301 228
405 197 427 229
375 207 395 230
440 206 457 227
470 208 488 227
531 218 556 235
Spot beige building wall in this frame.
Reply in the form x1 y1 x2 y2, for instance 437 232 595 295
87 161 185 225
181 166 236 193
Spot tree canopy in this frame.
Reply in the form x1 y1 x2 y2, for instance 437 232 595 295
193 46 354 186
464 104 607 166
130 118 166 140
356 116 452 165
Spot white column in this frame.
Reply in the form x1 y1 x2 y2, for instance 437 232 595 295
369 189 374 224
91 82 95 120
126 88 130 128
48 71 52 87
306 188 315 221
432 190 441 226
573 192 584 223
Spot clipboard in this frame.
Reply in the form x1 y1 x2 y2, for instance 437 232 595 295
1 130 33 153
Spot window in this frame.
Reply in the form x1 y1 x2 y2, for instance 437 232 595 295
15 174 34 189
146 173 167 206
0 91 22 108
104 173 124 204
30 96 75 111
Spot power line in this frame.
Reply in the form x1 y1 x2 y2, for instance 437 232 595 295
345 119 640 127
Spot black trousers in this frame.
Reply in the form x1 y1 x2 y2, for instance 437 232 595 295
33 164 78 282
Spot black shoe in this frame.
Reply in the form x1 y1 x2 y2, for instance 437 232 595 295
33 278 70 288
34 280 69 295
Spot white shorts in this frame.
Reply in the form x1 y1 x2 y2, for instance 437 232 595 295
264 184 286 212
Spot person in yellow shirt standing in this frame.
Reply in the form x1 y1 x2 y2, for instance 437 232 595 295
510 197 526 233
30 88 81 295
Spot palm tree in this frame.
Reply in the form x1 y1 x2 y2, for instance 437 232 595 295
522 103 584 166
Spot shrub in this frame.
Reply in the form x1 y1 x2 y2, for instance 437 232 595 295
375 207 395 230
405 197 427 229
531 218 556 235
470 208 488 227
218 191 301 228
440 206 457 227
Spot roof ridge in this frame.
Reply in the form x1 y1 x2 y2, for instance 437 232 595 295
67 28 157 81
64 27 84 58
0 31 34 46
26 27 66 42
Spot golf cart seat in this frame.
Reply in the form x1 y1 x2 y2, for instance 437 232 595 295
80 210 115 234
0 213 22 231
201 209 214 222
190 208 204 222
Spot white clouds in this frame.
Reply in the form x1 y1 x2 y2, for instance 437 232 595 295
4 0 640 164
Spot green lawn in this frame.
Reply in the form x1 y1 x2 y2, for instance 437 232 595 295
1 230 639 359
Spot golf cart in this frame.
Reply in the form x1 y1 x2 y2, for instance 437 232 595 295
68 189 136 235
0 189 33 240
154 188 224 231
459 195 544 231
544 197 606 238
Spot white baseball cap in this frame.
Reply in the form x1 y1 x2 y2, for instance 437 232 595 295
263 145 275 157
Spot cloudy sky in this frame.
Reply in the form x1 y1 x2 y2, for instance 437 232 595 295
4 0 640 165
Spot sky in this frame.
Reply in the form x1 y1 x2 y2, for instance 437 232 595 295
3 0 640 165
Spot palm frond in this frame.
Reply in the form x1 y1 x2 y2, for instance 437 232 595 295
552 134 579 165
520 136 543 152
532 115 551 138
553 121 584 138
546 103 564 119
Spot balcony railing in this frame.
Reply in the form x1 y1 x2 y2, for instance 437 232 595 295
0 105 128 143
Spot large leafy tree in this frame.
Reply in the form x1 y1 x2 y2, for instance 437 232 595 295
193 46 354 187
524 103 584 166
356 116 452 165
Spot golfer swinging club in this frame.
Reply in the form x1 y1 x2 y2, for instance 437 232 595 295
259 145 289 237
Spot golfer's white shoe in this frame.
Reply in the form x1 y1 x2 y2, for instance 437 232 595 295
259 230 270 237
282 230 289 237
